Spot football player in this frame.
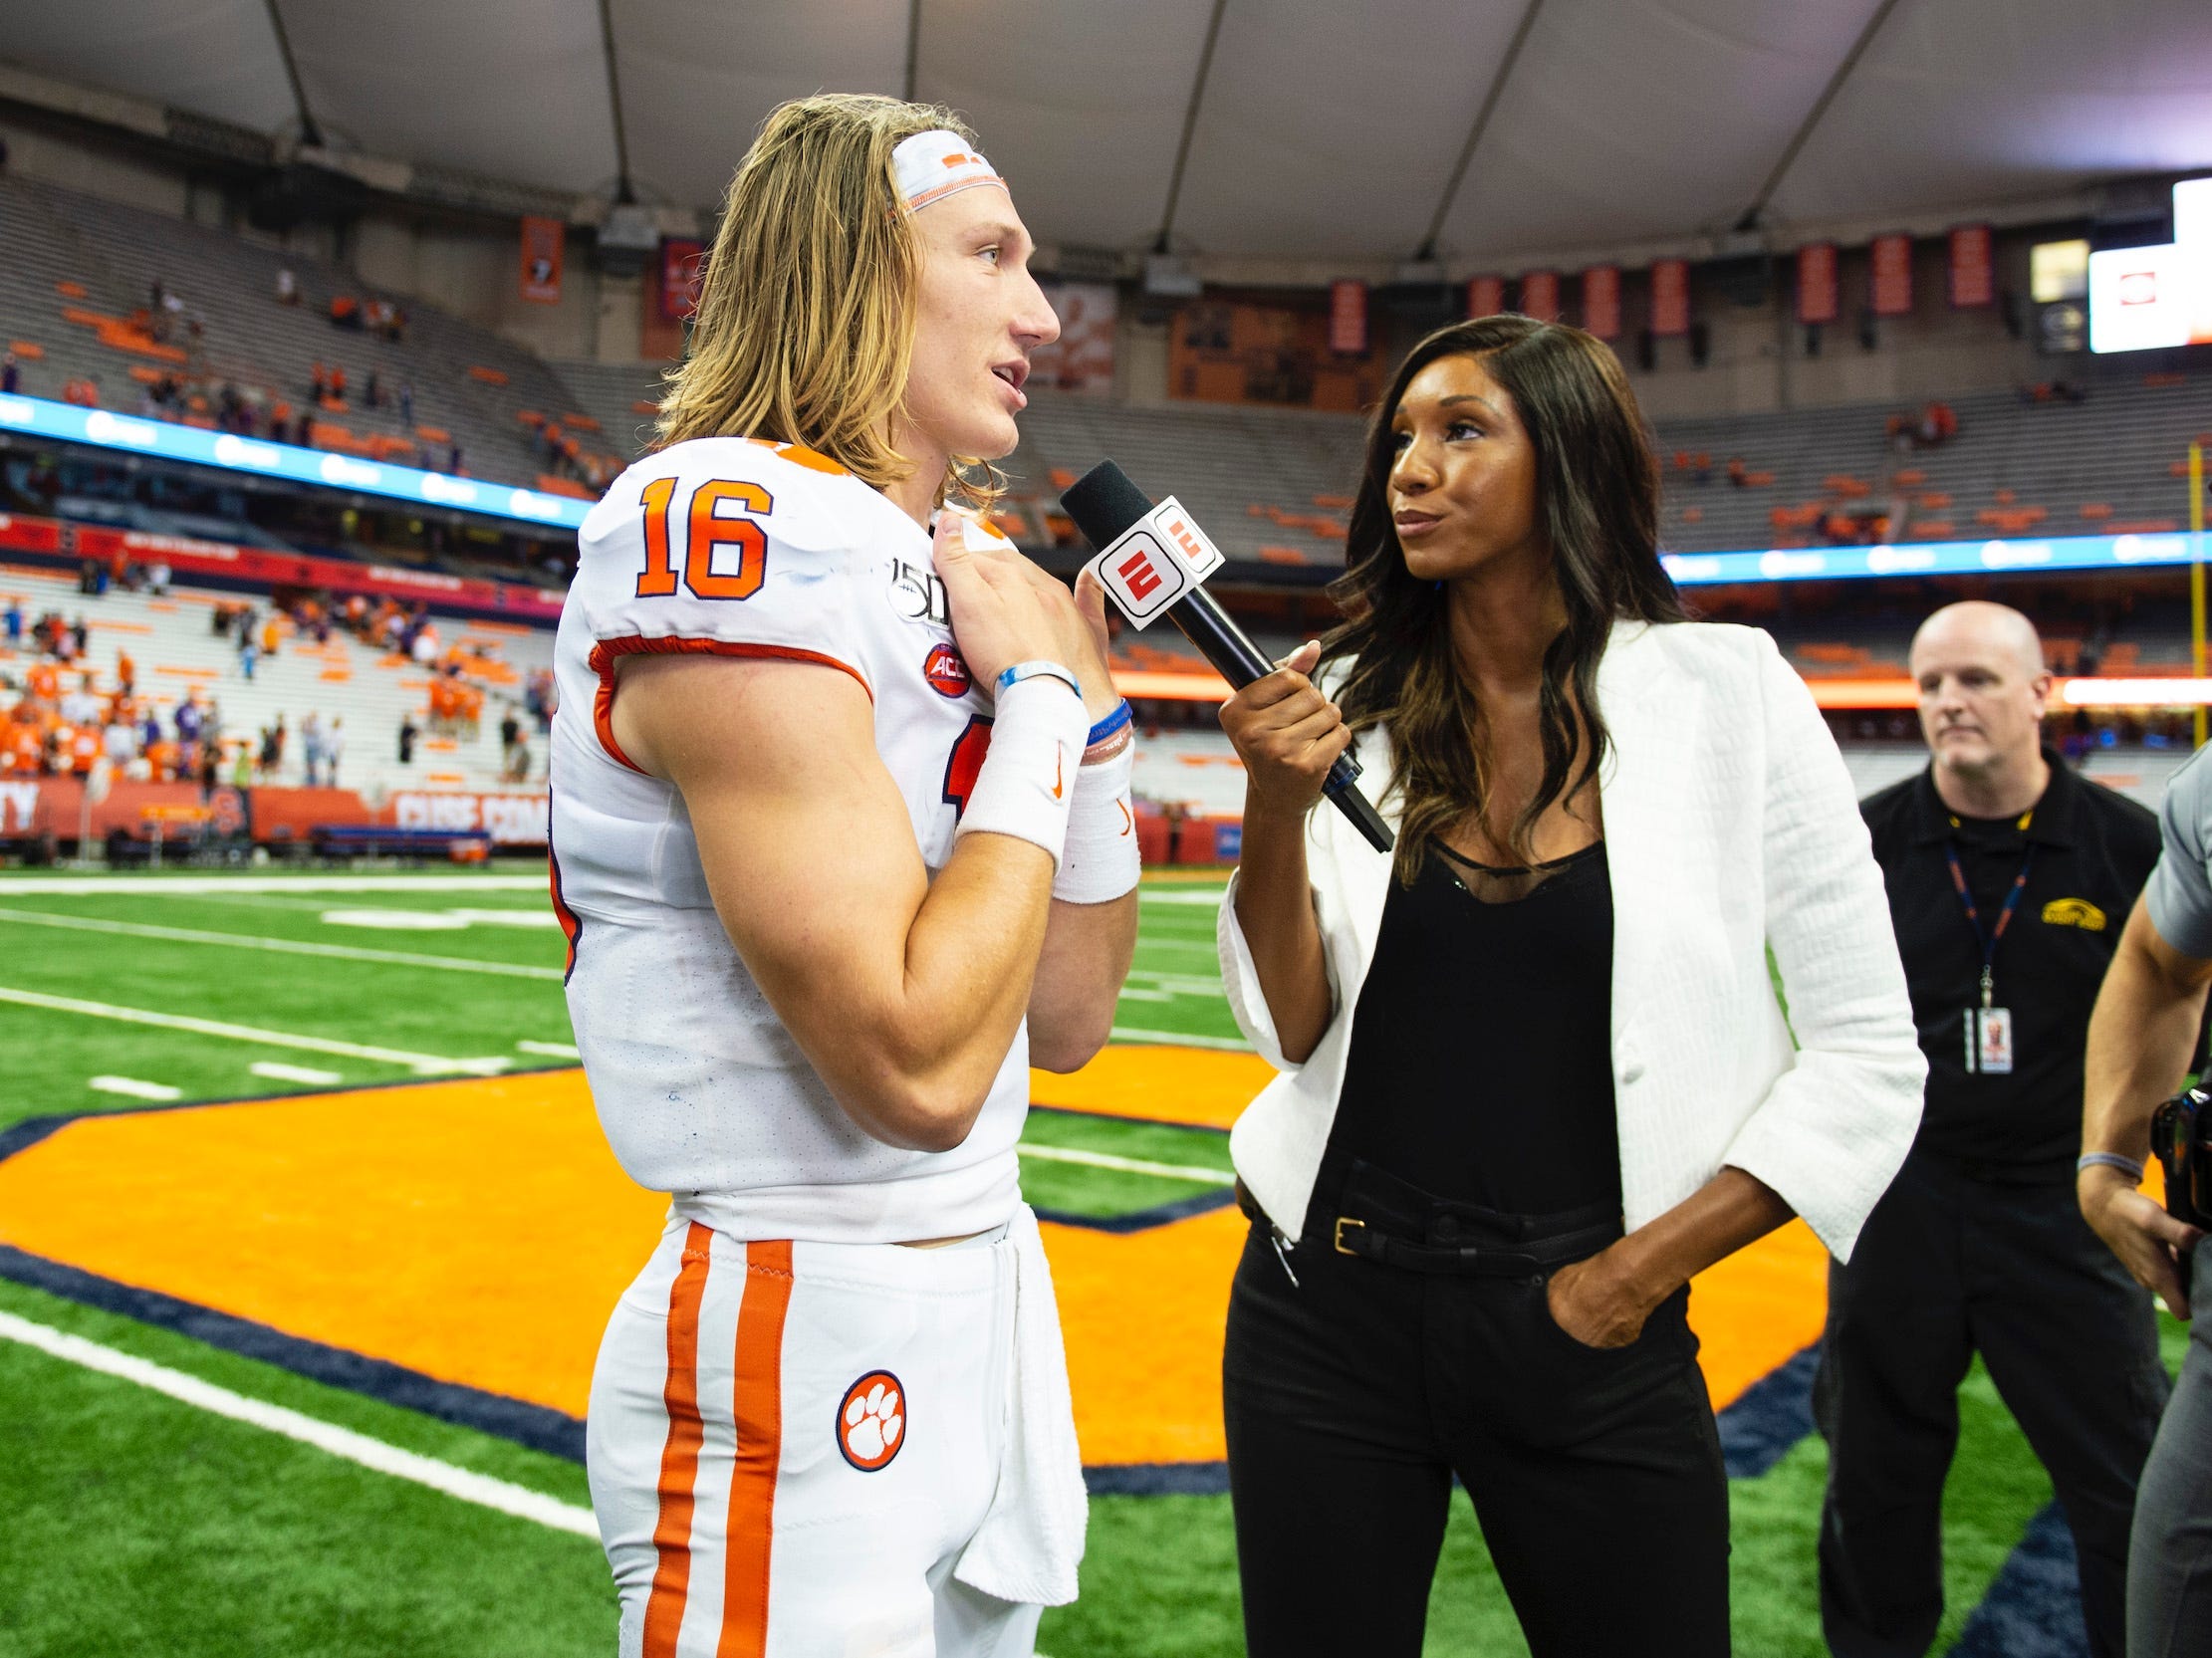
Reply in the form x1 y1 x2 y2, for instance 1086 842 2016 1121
549 96 1139 1658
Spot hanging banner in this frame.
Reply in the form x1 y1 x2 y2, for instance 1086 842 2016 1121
1030 282 1117 394
1581 266 1621 340
1796 242 1840 325
1870 233 1914 317
519 217 564 305
1948 224 1995 309
1518 270 1560 322
1649 259 1690 337
1328 280 1368 355
657 237 706 323
1466 275 1506 319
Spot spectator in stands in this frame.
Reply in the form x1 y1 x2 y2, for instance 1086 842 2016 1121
229 739 253 790
397 380 414 425
301 713 325 787
69 616 87 658
101 715 135 769
257 716 285 782
173 689 202 749
447 441 464 475
311 362 328 402
397 712 418 766
275 266 298 306
505 731 531 785
1213 313 1920 1657
324 717 344 786
3 599 20 645
330 293 362 330
330 364 348 404
145 560 168 596
1 352 17 395
366 368 381 409
1917 400 1959 447
239 630 259 681
499 708 521 774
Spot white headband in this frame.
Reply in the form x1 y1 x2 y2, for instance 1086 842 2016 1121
893 128 1004 213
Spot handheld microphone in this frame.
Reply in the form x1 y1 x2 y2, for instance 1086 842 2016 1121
1060 460 1393 853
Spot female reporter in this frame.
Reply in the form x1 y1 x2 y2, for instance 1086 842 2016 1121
1214 315 1923 1656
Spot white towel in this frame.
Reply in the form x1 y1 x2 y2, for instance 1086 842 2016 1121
954 1203 1089 1606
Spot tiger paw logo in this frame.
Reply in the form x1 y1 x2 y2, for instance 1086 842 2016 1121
837 1370 905 1471
2042 896 2107 931
923 643 971 698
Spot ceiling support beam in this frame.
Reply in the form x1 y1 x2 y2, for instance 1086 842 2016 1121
1732 0 1907 233
597 0 635 203
1152 0 1231 256
262 0 322 147
904 0 922 102
1412 0 1545 262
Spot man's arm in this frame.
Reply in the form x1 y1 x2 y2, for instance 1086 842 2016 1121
614 651 1063 1152
2081 896 2212 1313
1027 893 1138 1072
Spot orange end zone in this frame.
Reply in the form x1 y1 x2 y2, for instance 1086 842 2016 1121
0 1067 1832 1470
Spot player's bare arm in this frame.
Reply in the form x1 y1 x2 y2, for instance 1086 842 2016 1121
1026 567 1138 1069
2082 895 2212 1310
614 650 1053 1151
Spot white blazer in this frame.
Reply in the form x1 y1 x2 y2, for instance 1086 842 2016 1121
1217 619 1924 1263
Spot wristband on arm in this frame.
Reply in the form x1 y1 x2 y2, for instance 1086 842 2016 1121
1053 740 1140 903
955 674 1088 867
2077 1151 2144 1184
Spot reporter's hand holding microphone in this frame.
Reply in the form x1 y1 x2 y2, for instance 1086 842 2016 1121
1218 640 1353 820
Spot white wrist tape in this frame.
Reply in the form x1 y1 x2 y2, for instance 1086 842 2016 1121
1054 743 1140 903
955 676 1088 866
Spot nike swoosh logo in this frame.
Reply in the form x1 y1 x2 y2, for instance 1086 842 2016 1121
1116 799 1132 836
1052 748 1065 801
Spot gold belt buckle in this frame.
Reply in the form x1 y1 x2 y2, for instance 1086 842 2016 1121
1333 1216 1366 1256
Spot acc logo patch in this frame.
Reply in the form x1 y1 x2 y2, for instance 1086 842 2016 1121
837 1370 905 1472
923 642 972 698
2041 896 2107 931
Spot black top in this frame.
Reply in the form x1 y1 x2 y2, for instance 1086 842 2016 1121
1328 838 1623 1216
1859 748 2161 1180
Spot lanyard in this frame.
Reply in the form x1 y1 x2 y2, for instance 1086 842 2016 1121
1943 836 2036 1009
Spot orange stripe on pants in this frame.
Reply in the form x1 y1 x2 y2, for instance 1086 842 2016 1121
718 1239 795 1658
641 1222 715 1658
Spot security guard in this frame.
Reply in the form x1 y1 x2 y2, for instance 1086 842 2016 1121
1820 600 2170 1658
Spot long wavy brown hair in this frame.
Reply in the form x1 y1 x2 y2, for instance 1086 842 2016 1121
1322 315 1685 881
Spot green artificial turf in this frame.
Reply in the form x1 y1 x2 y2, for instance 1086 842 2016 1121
0 866 2189 1655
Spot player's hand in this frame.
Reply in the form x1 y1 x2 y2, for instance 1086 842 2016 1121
1218 639 1351 819
1066 567 1120 720
934 513 1096 700
2080 1166 2201 1317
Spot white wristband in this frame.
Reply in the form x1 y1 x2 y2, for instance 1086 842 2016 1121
955 676 1088 867
1054 743 1140 903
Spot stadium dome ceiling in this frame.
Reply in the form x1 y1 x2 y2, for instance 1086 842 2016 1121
7 0 2211 265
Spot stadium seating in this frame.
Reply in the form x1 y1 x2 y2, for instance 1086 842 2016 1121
0 176 594 490
0 560 551 797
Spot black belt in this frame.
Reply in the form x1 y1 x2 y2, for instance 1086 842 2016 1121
1239 1162 1623 1279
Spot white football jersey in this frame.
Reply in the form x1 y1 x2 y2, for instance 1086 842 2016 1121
549 436 1024 1244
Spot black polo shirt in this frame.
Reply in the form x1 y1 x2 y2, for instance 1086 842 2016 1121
1860 749 2160 1180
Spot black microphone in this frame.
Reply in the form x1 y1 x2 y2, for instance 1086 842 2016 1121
1060 460 1393 853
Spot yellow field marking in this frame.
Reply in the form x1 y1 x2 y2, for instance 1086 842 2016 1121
0 906 565 980
0 1309 598 1538
0 986 511 1075
1032 1045 1276 1130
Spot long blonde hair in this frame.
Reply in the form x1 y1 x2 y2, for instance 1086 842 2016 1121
656 94 973 497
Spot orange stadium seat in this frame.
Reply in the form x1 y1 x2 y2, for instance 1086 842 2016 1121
2079 502 2113 521
1256 546 1310 566
467 365 510 385
8 341 44 359
414 424 452 444
534 475 594 500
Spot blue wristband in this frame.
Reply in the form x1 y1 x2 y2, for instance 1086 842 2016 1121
1086 699 1132 747
994 660 1082 701
2077 1151 2144 1183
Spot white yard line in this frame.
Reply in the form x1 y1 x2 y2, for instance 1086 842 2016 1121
0 907 563 981
89 1075 181 1101
1123 971 1227 995
0 986 510 1075
515 1040 581 1059
0 874 547 895
249 1061 344 1085
1108 1026 1253 1052
1017 1142 1231 1185
0 1309 597 1539
1137 888 1228 906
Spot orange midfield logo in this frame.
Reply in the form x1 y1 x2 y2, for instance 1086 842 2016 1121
838 1370 906 1471
923 642 971 698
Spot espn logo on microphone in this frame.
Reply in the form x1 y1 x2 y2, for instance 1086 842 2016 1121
1087 497 1224 630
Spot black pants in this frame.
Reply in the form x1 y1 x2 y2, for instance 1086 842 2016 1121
1223 1184 1731 1657
1817 1150 2171 1658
